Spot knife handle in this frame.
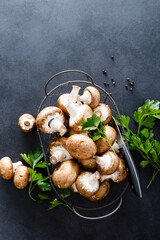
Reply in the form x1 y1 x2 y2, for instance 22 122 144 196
120 144 142 198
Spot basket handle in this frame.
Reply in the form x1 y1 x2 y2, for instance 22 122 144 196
44 70 94 96
73 197 122 220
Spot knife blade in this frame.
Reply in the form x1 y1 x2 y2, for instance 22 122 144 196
112 117 142 198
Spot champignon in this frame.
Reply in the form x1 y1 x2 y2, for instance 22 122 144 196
100 158 127 183
75 171 100 197
18 114 36 133
95 125 117 154
93 103 112 125
0 157 23 180
57 85 81 115
36 106 67 136
52 160 79 188
79 86 100 108
13 166 29 189
66 134 97 160
78 158 97 170
48 137 72 165
96 151 120 175
88 181 110 201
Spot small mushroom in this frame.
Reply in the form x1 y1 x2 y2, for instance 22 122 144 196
0 157 23 180
95 125 117 154
75 171 100 197
78 158 97 170
70 182 79 193
36 106 67 136
57 85 81 115
18 114 36 133
79 86 100 108
88 181 110 201
48 137 72 165
100 158 127 183
52 160 79 188
96 151 120 175
66 134 97 160
13 166 29 189
93 103 112 125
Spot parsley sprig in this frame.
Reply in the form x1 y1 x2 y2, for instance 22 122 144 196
115 99 160 188
81 114 115 153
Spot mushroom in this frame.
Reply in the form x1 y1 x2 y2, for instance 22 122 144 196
18 113 36 133
110 141 120 153
68 129 88 136
48 137 72 165
57 85 81 115
78 158 97 170
93 103 112 125
0 157 23 180
100 158 127 183
95 125 117 154
88 181 110 201
13 166 29 189
52 160 79 188
66 134 97 160
36 106 67 136
75 171 100 197
70 182 79 193
96 151 120 175
79 86 100 108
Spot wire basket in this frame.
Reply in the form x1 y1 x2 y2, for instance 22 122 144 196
37 70 129 219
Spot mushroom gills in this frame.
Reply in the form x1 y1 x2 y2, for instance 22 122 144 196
80 172 100 193
94 104 111 123
79 90 92 105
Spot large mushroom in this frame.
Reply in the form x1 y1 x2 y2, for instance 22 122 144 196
66 134 97 160
95 125 117 154
13 166 29 189
78 158 97 170
93 103 112 125
52 160 79 188
18 113 36 133
88 181 110 201
48 137 72 165
75 171 100 197
96 151 120 175
79 86 100 108
36 106 67 136
0 157 23 180
100 158 127 183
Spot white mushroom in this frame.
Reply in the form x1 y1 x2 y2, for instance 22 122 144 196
79 86 100 108
93 103 112 125
36 106 67 136
48 137 72 165
96 151 120 175
18 114 36 133
75 171 100 197
0 157 23 180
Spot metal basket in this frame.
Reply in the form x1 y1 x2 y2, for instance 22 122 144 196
37 70 129 220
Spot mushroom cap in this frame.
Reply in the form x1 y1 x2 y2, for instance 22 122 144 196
93 103 112 125
75 171 100 197
83 86 100 108
66 134 97 160
95 125 117 154
52 160 79 188
88 181 110 201
78 158 97 170
96 151 120 175
0 157 13 180
69 129 88 136
57 93 70 115
13 166 29 189
18 114 36 133
112 158 127 183
36 106 67 135
69 104 93 132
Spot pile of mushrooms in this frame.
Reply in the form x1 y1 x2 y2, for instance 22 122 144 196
15 84 127 202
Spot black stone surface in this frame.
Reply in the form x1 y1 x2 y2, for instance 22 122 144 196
0 1 160 239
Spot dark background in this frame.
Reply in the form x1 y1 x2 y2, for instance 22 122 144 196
0 0 160 239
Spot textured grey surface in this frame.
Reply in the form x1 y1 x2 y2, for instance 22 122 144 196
0 0 160 239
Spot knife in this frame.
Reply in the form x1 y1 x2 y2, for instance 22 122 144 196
112 117 142 198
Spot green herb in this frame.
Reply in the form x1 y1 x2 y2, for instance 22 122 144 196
81 114 115 153
115 99 160 188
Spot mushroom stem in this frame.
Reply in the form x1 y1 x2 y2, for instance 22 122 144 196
94 110 102 118
49 119 67 136
13 161 23 173
70 85 81 103
50 150 66 164
24 121 30 126
79 90 92 105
